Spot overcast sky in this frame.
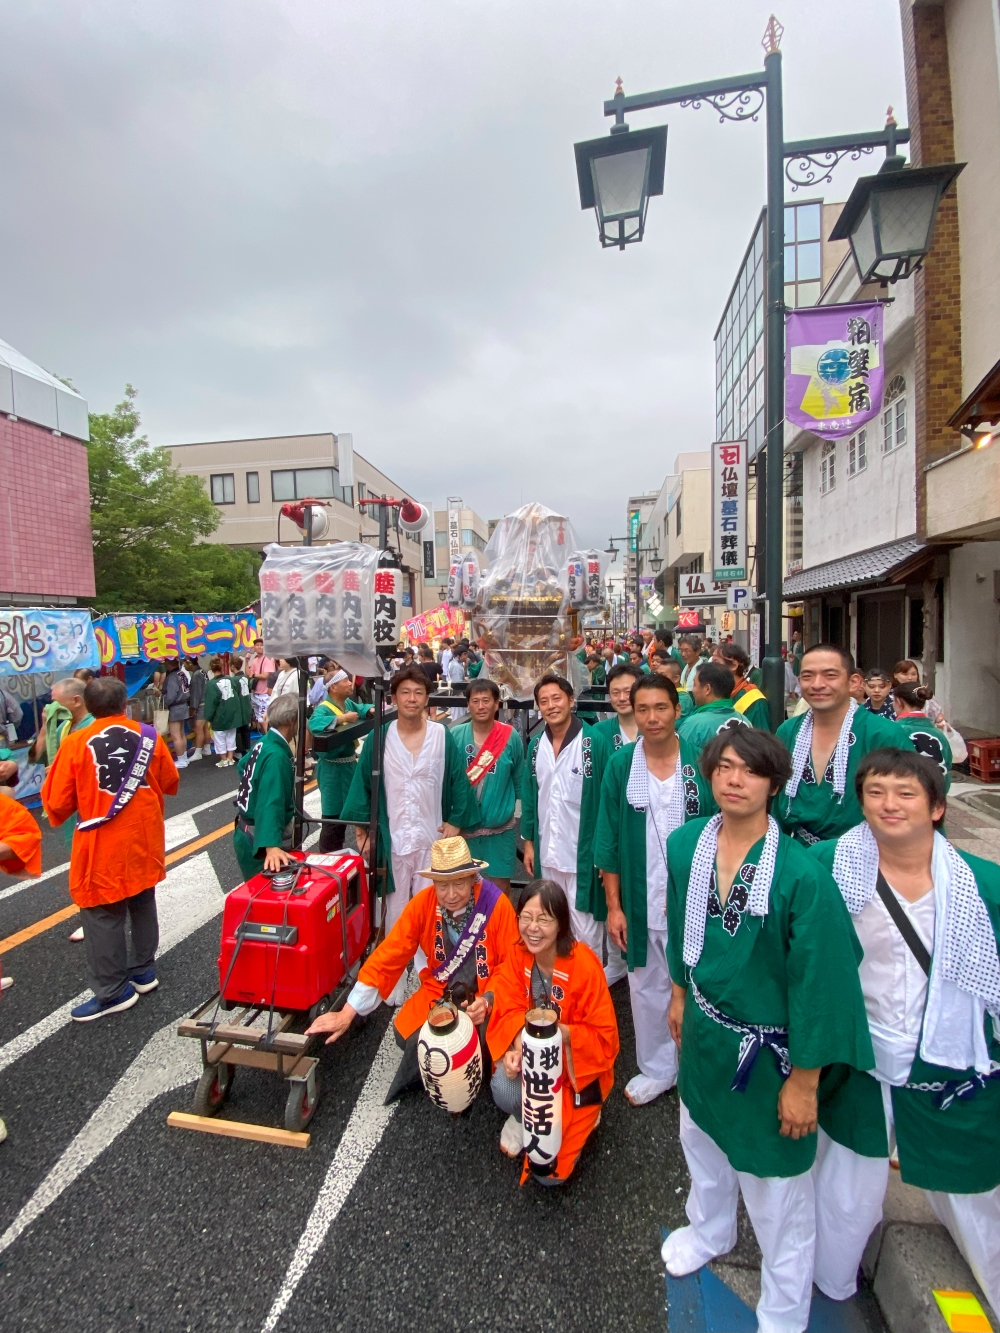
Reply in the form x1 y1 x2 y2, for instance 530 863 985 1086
2 1 906 549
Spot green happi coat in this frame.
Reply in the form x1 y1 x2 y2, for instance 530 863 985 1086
204 675 243 731
732 683 772 732
591 712 635 754
775 707 913 847
675 697 751 752
593 739 717 969
233 727 296 883
452 720 526 878
232 673 253 727
666 818 874 1177
812 837 1000 1193
676 689 694 719
307 698 373 825
892 714 953 791
521 721 612 920
340 722 480 898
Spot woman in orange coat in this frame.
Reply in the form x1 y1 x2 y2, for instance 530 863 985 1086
488 879 620 1186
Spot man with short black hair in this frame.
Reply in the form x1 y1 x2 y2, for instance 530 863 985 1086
663 728 873 1332
775 644 910 847
595 673 716 1105
810 748 1000 1316
676 661 749 752
42 676 179 1021
521 673 615 975
593 662 644 751
453 678 525 896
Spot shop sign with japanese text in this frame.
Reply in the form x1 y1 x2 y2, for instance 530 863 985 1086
711 440 747 583
785 300 884 439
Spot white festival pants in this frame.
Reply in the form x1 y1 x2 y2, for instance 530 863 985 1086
627 928 677 1086
813 1127 1000 1314
385 846 433 1004
675 1102 816 1333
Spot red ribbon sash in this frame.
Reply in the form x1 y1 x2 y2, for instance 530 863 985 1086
466 721 513 787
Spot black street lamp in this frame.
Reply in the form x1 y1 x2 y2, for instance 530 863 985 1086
574 15 962 727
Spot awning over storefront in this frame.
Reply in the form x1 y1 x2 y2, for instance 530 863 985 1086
782 537 926 600
947 355 1000 432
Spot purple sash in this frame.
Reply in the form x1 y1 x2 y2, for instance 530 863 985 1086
78 723 159 832
431 877 503 986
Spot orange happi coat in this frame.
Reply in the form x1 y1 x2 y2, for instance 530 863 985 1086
487 940 620 1184
359 879 521 1040
0 792 42 878
41 714 179 907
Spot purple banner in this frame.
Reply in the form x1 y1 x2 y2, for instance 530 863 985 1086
785 301 884 440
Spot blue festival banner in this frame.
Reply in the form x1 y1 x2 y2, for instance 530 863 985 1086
0 608 100 675
93 612 261 665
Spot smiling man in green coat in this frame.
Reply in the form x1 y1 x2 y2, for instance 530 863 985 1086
452 678 525 896
664 727 873 1333
595 672 717 1107
233 693 298 885
521 671 618 981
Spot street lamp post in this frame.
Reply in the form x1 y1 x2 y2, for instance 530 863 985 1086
606 533 661 635
575 15 961 729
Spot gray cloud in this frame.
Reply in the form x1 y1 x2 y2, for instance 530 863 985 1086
1 0 906 547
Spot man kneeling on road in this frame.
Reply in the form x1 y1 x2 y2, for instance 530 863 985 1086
42 676 179 1022
307 836 520 1102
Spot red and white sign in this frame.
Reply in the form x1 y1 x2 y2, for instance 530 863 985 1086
677 609 701 629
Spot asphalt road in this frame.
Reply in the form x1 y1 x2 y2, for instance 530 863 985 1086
0 759 882 1333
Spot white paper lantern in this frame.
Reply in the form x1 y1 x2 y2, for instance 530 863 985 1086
417 1001 483 1113
521 1007 564 1175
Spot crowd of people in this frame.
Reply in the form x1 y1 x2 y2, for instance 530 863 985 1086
1 629 996 1331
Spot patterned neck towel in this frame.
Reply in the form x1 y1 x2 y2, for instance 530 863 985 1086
682 814 781 969
784 699 858 803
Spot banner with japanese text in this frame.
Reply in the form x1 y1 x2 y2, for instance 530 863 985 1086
401 605 468 644
786 300 884 439
0 608 100 675
711 440 748 583
92 612 261 666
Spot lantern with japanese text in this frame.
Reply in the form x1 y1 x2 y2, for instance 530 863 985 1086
373 557 403 651
446 562 462 607
417 1001 483 1113
459 555 480 610
521 1007 564 1175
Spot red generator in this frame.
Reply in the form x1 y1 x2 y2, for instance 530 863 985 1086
218 850 371 1015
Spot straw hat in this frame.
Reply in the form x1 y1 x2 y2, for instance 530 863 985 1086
421 836 488 879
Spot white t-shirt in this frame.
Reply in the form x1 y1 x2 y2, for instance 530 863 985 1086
536 728 584 873
645 770 678 929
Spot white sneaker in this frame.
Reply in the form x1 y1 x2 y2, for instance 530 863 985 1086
624 1073 675 1106
189 749 203 762
499 1114 523 1157
0 976 12 992
175 755 189 769
202 745 213 757
68 926 84 942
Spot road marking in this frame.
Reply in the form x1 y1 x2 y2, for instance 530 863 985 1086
0 787 239 904
0 1012 203 1256
261 1021 402 1333
0 852 225 1074
0 905 79 956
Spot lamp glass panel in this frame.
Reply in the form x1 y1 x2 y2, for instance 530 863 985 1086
874 181 939 256
850 200 878 280
591 147 650 221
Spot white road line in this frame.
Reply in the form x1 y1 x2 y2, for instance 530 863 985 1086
261 1023 403 1333
0 787 238 904
0 1012 203 1256
0 852 225 1075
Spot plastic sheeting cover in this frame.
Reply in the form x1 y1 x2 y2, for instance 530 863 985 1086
258 542 381 679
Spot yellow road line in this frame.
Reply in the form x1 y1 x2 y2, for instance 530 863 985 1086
0 780 318 956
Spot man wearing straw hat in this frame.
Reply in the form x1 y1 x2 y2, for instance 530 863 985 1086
307 835 519 1101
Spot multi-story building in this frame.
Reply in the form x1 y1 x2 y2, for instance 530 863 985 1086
902 0 1000 734
625 492 658 629
0 338 94 606
424 501 491 598
165 431 434 616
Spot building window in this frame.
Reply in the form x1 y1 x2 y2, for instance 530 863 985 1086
357 481 366 501
783 201 823 309
210 473 235 505
675 498 682 536
847 428 867 477
882 377 907 454
435 530 448 548
246 471 260 503
461 529 486 551
270 467 352 505
820 442 836 494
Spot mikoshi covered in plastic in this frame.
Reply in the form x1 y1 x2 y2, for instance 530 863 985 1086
458 502 607 699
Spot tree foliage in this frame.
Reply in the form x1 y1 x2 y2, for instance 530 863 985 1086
87 386 261 612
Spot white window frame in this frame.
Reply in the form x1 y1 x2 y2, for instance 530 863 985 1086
882 376 907 454
847 428 867 477
820 442 836 495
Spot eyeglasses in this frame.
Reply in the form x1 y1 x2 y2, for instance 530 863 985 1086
518 913 556 927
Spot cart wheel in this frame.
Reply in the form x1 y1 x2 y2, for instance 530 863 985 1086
192 1062 234 1117
306 995 331 1025
285 1068 321 1133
